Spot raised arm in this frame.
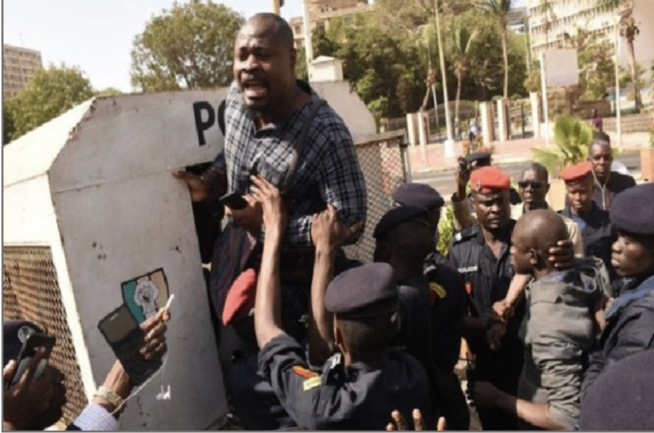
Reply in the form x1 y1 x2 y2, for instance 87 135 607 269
309 206 363 364
250 175 288 349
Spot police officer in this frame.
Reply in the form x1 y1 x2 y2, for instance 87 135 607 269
452 152 521 231
448 166 523 430
392 184 469 430
560 162 616 280
588 134 636 210
251 176 433 430
373 206 435 381
582 183 654 400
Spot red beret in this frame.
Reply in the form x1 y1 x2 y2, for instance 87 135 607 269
561 161 593 184
470 166 510 193
222 268 257 326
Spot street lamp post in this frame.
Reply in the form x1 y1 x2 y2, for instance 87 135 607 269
614 14 622 148
434 0 454 149
302 0 313 81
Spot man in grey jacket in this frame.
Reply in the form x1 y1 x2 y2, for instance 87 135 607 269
470 210 603 430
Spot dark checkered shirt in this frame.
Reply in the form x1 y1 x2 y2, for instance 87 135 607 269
212 81 367 250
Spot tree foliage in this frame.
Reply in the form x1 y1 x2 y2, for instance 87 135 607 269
4 64 94 143
532 115 593 174
480 0 513 99
130 0 243 92
314 1 528 119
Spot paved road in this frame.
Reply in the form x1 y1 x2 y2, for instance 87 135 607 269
411 152 641 201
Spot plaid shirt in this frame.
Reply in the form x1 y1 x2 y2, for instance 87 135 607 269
212 81 367 250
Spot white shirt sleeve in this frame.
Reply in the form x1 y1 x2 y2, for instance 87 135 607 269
71 402 120 431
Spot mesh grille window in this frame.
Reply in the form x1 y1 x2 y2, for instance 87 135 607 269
3 246 88 426
344 134 408 263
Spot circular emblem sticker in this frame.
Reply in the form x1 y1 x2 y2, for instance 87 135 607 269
17 325 35 344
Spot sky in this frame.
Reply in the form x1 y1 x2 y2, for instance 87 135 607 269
2 0 306 92
3 0 526 93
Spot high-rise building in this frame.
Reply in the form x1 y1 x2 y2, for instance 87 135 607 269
527 0 618 59
309 0 367 16
290 0 371 50
3 44 43 99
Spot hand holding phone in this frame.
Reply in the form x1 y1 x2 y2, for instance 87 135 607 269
98 305 162 386
9 333 56 387
3 349 55 430
219 192 249 210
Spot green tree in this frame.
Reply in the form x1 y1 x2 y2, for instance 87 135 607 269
130 0 243 92
562 26 615 100
449 23 479 123
481 0 513 100
325 13 426 119
313 25 338 58
532 115 593 174
4 64 94 142
94 87 123 97
599 0 642 111
295 48 308 81
3 104 15 145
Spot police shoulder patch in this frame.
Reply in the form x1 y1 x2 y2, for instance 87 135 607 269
429 282 447 299
292 365 318 379
302 376 322 391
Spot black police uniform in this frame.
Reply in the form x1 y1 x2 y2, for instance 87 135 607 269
581 183 654 401
258 263 434 430
259 335 433 430
593 171 636 211
580 349 654 430
448 221 524 431
374 206 440 415
582 274 654 400
396 274 434 381
424 252 470 431
561 203 616 281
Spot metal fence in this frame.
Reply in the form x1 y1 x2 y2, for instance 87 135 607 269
3 246 88 427
344 131 409 263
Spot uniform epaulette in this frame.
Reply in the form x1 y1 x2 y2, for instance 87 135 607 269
452 225 479 244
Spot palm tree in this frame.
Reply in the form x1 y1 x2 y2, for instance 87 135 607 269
450 25 479 124
481 0 512 100
539 0 555 48
600 0 643 111
532 115 593 174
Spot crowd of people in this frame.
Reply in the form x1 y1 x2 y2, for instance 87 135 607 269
4 13 654 431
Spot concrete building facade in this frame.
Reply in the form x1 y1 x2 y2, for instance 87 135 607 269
527 0 618 59
290 0 371 50
3 44 42 98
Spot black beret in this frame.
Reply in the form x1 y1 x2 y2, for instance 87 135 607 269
466 151 492 168
392 183 445 209
325 263 398 319
609 183 654 235
373 206 430 240
579 349 654 430
3 320 44 367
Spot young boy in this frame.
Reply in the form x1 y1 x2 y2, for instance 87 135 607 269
470 209 603 430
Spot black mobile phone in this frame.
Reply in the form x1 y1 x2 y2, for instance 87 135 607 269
219 192 248 210
10 333 56 386
98 305 162 386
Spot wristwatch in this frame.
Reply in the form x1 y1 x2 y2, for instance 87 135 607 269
94 386 124 409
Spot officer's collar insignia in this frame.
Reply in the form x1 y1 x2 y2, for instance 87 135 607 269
18 325 35 344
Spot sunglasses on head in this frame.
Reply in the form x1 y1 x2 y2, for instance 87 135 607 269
518 181 543 189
